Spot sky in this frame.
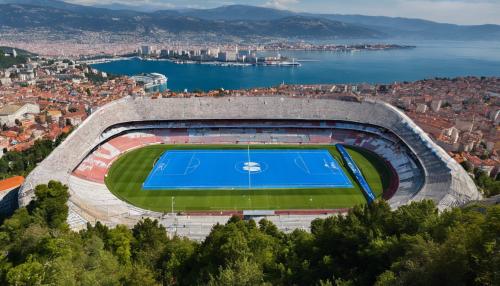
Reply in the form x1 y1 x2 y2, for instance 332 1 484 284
67 0 500 25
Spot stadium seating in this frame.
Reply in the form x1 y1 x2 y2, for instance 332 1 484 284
71 122 422 199
74 132 162 183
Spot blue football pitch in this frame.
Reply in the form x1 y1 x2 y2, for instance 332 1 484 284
142 149 353 190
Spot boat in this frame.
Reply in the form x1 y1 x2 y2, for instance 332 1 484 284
278 61 301 67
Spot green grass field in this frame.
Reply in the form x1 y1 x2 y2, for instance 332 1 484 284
105 145 391 212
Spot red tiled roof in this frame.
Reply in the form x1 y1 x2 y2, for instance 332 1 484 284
0 176 24 192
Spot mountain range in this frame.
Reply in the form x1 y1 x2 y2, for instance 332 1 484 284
0 1 499 41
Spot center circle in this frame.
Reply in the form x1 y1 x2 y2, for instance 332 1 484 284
235 161 268 174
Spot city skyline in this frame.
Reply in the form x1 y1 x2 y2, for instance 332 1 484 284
65 0 500 25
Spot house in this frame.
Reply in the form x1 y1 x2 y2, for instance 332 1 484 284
0 103 40 127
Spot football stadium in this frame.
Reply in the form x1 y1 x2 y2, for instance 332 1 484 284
19 96 481 240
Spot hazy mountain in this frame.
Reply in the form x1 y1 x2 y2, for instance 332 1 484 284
0 0 102 12
316 14 500 40
0 0 140 15
0 2 383 39
248 16 382 38
0 1 499 40
176 5 294 21
175 4 500 41
0 3 147 31
93 2 172 13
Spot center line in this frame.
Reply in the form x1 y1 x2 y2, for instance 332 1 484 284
247 145 251 190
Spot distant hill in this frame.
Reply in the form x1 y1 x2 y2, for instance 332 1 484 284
0 1 499 41
0 46 36 56
0 2 383 39
93 2 161 13
315 14 500 41
0 0 98 12
248 16 382 38
0 0 143 16
171 4 500 41
0 47 30 69
175 5 295 21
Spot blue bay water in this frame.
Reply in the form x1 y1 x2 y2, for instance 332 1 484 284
92 41 500 92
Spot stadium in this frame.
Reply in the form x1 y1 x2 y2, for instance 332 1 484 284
19 96 481 240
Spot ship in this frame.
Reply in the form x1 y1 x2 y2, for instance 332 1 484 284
130 73 168 93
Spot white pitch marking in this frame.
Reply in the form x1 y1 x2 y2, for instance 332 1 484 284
184 153 196 175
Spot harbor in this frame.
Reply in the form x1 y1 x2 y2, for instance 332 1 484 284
153 46 302 68
90 41 500 92
171 59 301 67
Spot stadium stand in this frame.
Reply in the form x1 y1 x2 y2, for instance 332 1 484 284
336 144 376 203
19 96 481 239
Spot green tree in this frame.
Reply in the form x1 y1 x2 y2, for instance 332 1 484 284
186 216 281 285
0 181 498 286
159 236 196 285
207 258 268 286
132 218 169 268
107 225 133 265
123 263 159 286
30 181 70 229
6 258 45 285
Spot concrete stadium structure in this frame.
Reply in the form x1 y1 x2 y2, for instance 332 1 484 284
19 96 481 240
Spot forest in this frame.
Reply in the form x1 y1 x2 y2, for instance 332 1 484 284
0 180 498 285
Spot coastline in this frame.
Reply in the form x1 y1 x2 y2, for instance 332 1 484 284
88 42 500 92
86 57 302 67
81 45 416 66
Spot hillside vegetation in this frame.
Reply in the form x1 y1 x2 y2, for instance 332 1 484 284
0 50 27 69
0 180 498 285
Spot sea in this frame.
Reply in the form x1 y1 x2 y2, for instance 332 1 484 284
92 40 500 92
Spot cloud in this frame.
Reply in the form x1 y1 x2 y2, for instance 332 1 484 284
264 0 299 9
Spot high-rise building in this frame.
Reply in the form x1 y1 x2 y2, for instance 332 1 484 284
140 45 153 55
219 51 237 62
